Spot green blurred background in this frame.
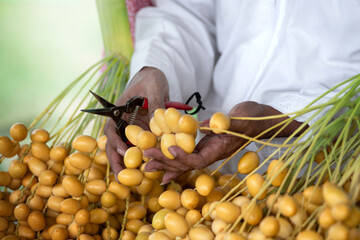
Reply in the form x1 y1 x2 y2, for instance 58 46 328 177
0 0 103 136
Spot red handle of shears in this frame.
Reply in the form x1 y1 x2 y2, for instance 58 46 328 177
142 98 193 111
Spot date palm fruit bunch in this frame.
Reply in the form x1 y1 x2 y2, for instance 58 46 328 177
1 0 360 237
117 73 360 239
120 107 228 174
1 74 360 239
149 107 198 159
115 107 199 189
0 123 126 239
0 123 196 239
174 74 360 240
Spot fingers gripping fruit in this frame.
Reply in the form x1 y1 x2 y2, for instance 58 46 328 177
127 107 198 159
209 112 231 134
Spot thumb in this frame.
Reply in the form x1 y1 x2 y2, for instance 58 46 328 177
199 118 212 134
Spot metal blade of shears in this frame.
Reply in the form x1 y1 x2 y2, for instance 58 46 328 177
81 105 126 122
89 90 115 108
81 107 114 117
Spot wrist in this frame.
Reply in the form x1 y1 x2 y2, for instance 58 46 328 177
127 66 169 92
259 105 308 138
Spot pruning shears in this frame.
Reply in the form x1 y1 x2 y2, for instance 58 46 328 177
81 91 194 143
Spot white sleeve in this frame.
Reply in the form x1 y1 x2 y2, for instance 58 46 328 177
129 0 216 102
268 81 346 127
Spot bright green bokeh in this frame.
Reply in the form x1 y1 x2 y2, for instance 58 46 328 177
0 0 103 135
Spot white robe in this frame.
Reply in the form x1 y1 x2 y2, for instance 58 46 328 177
129 0 360 173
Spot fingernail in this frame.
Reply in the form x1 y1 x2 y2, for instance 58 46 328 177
145 166 156 172
117 147 125 156
160 181 167 186
169 148 177 158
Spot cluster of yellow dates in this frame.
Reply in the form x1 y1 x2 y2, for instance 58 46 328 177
0 110 359 240
149 108 199 159
121 108 230 172
117 108 201 189
0 123 133 240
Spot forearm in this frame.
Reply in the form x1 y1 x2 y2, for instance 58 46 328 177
228 101 308 140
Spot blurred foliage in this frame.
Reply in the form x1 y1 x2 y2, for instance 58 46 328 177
0 0 103 135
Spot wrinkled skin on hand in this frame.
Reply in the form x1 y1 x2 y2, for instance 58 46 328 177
144 101 307 184
104 67 169 176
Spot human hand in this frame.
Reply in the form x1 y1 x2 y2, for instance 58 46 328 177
144 101 306 184
104 67 169 176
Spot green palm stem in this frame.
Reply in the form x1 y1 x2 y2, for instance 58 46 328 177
96 0 133 59
196 74 360 233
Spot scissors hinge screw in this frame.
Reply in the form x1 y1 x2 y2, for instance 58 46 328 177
114 110 120 117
